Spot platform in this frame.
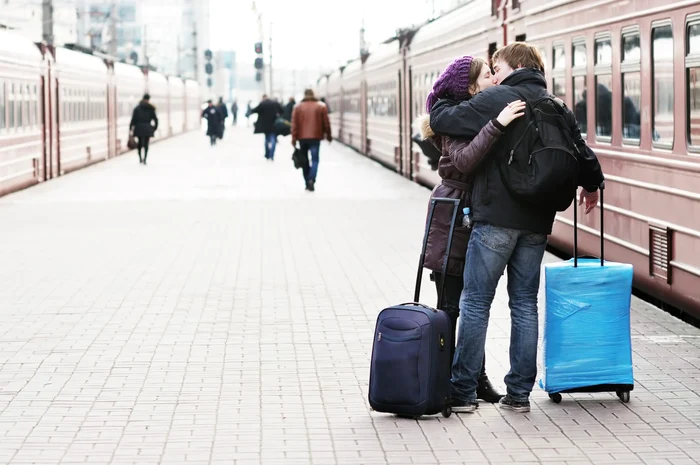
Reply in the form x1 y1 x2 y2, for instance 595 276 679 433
0 126 699 465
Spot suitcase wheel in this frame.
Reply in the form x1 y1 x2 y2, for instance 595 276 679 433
549 393 562 404
441 406 452 418
617 390 631 403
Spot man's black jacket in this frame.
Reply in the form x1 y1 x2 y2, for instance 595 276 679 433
429 68 604 234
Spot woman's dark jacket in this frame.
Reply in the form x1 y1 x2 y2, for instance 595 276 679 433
421 114 506 276
130 101 158 138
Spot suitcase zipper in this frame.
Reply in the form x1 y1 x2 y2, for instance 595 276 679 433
378 332 421 343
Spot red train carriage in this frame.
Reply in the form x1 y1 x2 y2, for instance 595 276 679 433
113 62 146 154
53 47 110 173
364 40 403 171
340 59 365 152
516 0 700 316
0 30 48 195
324 0 700 318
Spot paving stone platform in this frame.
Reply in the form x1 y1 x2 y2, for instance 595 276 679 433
0 126 698 465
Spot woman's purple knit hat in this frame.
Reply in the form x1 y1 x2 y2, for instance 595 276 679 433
425 55 474 113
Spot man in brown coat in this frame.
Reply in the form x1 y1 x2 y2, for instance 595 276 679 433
291 89 332 191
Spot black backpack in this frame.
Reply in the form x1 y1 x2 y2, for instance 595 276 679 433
498 96 579 212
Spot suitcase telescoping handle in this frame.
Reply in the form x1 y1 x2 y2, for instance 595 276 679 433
414 197 461 310
573 181 605 268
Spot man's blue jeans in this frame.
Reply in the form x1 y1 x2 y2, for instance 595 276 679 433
264 133 277 159
451 222 548 403
299 140 321 182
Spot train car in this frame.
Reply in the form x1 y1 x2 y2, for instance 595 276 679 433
326 70 343 141
516 0 700 318
146 70 170 142
184 79 201 132
404 1 502 187
363 40 403 171
168 76 186 136
53 46 110 174
0 30 47 196
340 59 365 152
113 62 146 154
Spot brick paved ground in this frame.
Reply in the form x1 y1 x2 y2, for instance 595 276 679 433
0 126 699 465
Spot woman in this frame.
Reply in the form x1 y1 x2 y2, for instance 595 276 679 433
418 56 525 405
129 94 158 165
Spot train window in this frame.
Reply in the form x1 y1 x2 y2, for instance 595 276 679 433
686 20 700 147
572 40 587 136
652 24 674 147
552 43 566 100
18 84 24 130
33 84 39 128
622 72 641 142
0 81 4 133
690 22 700 54
595 36 613 138
595 38 612 64
622 31 641 143
595 74 613 137
623 33 641 62
8 82 14 130
553 79 566 100
553 45 565 69
573 43 587 67
573 76 588 134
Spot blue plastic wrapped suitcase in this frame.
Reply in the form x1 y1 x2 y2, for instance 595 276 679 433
540 184 635 404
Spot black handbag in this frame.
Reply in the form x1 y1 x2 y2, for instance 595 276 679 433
291 147 305 169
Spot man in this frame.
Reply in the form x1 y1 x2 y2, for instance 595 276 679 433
430 42 604 413
216 97 229 139
291 89 332 191
231 100 239 126
201 100 222 146
283 97 296 122
250 95 283 160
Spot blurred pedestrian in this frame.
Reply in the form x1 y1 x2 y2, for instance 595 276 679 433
216 97 229 139
250 94 283 160
129 93 158 165
291 89 332 191
202 100 222 146
283 97 296 121
231 100 239 126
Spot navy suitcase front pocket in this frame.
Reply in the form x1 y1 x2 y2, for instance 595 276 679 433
371 319 423 406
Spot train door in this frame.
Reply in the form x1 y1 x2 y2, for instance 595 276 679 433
406 65 414 179
107 78 117 158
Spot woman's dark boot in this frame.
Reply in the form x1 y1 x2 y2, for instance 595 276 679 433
476 356 504 403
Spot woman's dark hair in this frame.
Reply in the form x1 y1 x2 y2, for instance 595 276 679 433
143 93 150 101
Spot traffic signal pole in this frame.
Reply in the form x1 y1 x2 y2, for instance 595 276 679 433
269 21 273 97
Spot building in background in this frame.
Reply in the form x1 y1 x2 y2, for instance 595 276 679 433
0 0 78 45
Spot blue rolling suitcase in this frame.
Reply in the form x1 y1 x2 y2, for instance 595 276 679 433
542 183 635 404
368 198 461 419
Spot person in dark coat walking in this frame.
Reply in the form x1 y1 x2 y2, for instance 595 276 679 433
283 97 295 121
202 100 222 146
250 95 283 160
216 97 229 139
129 93 158 164
231 100 239 126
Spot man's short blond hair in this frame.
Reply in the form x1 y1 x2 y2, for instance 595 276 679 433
492 42 545 73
